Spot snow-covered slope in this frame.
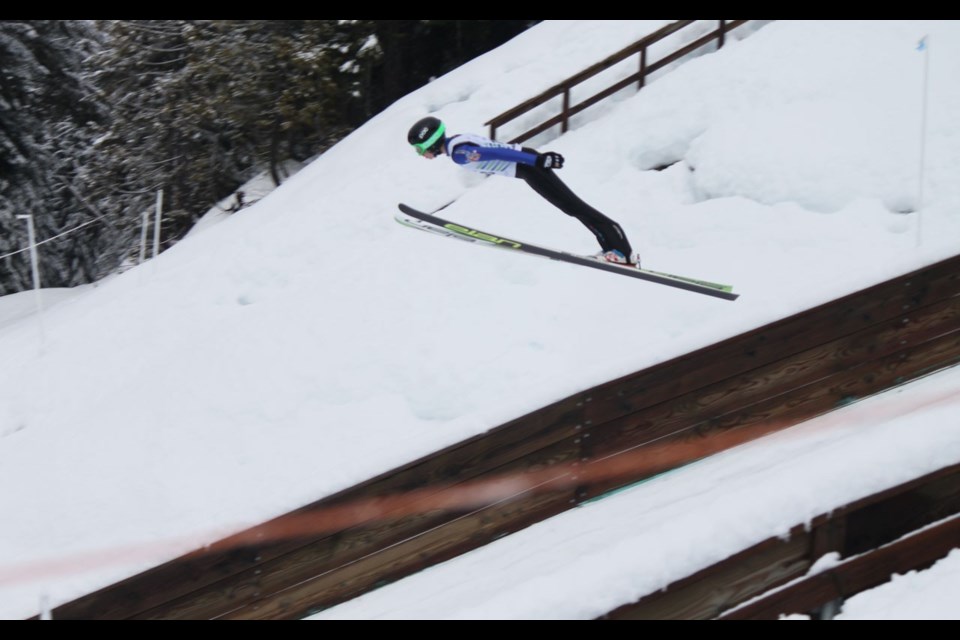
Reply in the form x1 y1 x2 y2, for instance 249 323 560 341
2 20 959 620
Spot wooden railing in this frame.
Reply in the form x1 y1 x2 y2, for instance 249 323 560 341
42 252 960 619
602 464 960 620
486 20 751 144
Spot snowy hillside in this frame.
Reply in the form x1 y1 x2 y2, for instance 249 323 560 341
2 20 960 620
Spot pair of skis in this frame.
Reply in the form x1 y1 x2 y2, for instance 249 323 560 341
395 204 738 301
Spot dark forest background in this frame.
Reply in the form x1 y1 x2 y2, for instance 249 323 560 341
0 20 537 295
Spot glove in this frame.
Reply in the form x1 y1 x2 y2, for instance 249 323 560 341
536 151 564 170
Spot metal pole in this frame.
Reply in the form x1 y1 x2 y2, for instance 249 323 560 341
139 206 149 264
16 214 45 346
916 35 930 248
39 593 52 620
153 189 163 258
16 215 42 312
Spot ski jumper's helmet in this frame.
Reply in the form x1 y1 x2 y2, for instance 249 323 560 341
408 117 446 156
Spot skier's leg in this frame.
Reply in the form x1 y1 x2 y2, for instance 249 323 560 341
515 162 632 257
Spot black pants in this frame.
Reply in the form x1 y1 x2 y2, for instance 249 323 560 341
515 161 632 257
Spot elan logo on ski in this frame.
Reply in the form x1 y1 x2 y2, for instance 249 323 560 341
442 223 522 249
395 204 738 301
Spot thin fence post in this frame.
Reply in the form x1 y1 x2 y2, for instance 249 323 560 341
916 35 930 248
153 189 163 258
139 206 149 265
39 593 52 620
16 215 42 309
16 214 45 345
638 47 647 90
561 88 570 134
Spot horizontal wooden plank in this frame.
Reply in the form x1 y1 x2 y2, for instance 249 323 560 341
583 257 960 427
583 298 960 458
602 465 960 620
843 465 960 555
489 20 750 138
485 20 694 126
501 22 754 144
51 397 586 619
56 432 584 620
219 487 579 620
580 328 960 500
719 515 960 619
601 527 813 619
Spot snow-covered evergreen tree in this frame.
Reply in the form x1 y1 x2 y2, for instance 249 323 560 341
0 20 106 295
0 20 535 296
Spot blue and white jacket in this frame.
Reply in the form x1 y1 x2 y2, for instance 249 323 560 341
445 133 538 178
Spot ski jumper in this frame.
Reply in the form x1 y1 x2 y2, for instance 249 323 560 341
444 133 632 257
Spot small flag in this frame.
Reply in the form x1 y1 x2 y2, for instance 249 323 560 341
917 36 928 51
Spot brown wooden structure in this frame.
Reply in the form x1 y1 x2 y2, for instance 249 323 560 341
485 20 751 144
42 253 960 619
602 463 960 619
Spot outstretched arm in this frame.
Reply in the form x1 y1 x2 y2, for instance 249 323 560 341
450 143 539 166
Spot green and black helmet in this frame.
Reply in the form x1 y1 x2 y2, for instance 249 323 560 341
408 116 446 156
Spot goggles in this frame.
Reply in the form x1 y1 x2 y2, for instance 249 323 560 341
412 122 446 156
